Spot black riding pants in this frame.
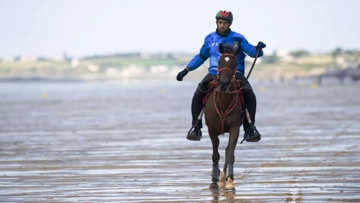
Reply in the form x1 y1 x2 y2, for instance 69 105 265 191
191 73 257 130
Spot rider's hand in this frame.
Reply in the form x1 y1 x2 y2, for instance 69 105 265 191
176 68 189 81
256 41 266 49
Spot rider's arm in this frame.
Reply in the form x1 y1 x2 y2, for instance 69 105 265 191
241 39 263 58
186 35 211 71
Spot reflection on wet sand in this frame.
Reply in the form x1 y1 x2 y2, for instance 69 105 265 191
0 79 359 202
210 189 237 203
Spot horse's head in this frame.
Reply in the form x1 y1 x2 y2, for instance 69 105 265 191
217 42 241 93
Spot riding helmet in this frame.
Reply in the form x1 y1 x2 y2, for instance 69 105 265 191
215 10 233 23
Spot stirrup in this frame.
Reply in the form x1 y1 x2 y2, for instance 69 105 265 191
246 126 261 142
242 126 261 143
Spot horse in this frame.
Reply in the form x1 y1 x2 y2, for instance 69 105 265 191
204 43 244 190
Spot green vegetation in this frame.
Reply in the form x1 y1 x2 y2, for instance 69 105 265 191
83 53 191 67
257 48 358 77
1 48 359 80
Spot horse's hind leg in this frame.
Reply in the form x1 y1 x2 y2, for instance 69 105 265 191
209 130 220 189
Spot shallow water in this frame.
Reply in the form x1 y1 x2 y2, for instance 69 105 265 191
0 79 359 202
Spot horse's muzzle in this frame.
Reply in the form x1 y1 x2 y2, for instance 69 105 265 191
218 81 230 93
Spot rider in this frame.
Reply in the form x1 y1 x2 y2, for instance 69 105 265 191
176 10 266 142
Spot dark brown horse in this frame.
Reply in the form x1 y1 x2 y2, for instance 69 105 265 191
204 44 244 190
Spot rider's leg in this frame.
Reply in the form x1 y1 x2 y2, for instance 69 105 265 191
243 88 257 130
235 72 261 142
187 74 215 141
191 89 204 129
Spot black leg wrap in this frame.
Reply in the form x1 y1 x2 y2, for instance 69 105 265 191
227 164 234 178
210 164 220 189
212 165 219 181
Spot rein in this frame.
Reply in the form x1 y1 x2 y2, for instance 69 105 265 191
213 81 242 134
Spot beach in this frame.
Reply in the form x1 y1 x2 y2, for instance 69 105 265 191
0 78 359 202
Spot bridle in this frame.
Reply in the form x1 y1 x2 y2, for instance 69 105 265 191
212 53 244 134
217 53 238 78
215 53 242 94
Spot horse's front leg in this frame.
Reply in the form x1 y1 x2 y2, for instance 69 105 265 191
218 147 228 188
209 128 220 189
225 126 240 190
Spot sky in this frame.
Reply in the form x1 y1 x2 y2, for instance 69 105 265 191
0 0 359 58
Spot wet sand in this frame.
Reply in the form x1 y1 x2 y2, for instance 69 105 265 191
0 79 359 202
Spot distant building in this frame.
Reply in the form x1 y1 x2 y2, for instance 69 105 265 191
49 55 65 62
276 49 290 57
71 59 79 68
19 55 37 62
1 56 15 62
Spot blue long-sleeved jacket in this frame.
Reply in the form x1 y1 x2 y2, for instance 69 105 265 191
186 30 263 75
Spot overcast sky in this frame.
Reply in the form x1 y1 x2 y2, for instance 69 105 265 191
0 0 359 58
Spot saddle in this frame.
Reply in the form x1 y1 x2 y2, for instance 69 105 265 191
201 77 247 107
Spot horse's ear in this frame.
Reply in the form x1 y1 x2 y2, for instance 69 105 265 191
233 45 241 56
219 43 225 54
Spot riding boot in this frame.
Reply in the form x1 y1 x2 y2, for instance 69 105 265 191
187 74 214 141
234 72 262 143
242 86 261 142
244 126 261 142
239 79 252 92
187 104 203 141
187 85 205 141
187 126 202 141
242 106 262 142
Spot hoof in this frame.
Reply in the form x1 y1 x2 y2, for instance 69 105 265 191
218 181 225 188
209 182 218 189
218 171 226 188
225 186 236 191
225 178 235 191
